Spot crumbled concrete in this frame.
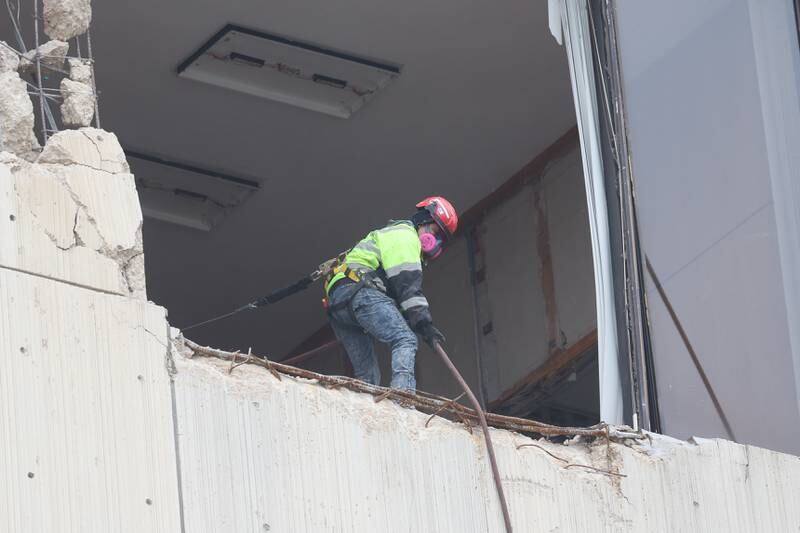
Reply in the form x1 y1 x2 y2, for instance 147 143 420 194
43 0 92 41
67 57 93 84
60 78 95 127
19 40 69 73
0 150 27 171
0 41 19 73
2 128 146 298
0 72 41 160
38 128 129 174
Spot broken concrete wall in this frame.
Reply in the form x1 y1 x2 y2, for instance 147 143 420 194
0 128 146 298
0 127 180 531
172 349 800 532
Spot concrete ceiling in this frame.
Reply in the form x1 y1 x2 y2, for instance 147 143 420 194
19 0 575 355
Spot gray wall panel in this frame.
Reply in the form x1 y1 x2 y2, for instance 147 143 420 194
614 0 800 453
645 206 800 449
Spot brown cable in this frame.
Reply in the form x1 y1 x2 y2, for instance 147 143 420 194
432 342 513 533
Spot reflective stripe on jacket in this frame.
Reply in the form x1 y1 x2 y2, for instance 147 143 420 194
325 220 432 328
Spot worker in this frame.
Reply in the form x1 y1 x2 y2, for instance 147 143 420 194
324 197 458 391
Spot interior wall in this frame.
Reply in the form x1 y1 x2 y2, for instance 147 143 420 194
483 187 549 394
613 0 800 454
480 147 595 401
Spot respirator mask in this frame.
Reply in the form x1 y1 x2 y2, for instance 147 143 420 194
419 229 443 261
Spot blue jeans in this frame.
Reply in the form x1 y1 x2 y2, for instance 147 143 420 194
328 283 418 391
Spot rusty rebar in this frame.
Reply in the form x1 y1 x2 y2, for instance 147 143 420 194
181 339 641 442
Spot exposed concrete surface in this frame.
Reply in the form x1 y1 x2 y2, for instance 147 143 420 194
38 127 129 174
67 57 93 84
19 40 69 73
0 268 181 532
0 72 40 160
173 345 800 532
0 42 19 73
43 0 91 41
60 79 95 129
1 128 145 297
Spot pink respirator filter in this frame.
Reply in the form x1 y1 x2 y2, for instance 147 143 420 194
419 232 442 259
419 233 438 253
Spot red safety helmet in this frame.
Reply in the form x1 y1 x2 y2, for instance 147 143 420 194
416 196 458 239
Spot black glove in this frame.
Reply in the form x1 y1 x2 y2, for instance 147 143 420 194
417 322 445 348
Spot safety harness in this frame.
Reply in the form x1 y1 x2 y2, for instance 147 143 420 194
323 262 382 323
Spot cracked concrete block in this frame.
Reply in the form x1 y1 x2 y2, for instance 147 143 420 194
68 57 93 84
54 165 142 252
60 78 95 127
0 41 19 73
0 161 123 293
19 40 69 73
38 128 129 174
13 164 78 249
2 148 146 297
0 72 41 160
43 0 91 41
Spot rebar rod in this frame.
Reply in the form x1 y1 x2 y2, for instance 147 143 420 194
432 341 513 533
86 30 100 128
33 0 47 143
182 338 642 440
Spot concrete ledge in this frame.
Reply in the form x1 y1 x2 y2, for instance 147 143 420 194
172 347 800 532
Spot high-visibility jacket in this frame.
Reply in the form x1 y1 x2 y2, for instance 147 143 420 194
325 220 432 329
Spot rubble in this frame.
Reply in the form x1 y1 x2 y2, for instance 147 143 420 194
19 40 69 73
43 0 92 41
67 57 93 84
60 78 95 127
0 41 19 73
0 72 41 160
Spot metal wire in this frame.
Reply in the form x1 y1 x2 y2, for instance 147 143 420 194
432 341 513 533
32 0 47 143
6 0 100 140
5 0 26 50
87 30 100 128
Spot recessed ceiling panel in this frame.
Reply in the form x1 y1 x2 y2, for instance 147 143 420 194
177 24 401 118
